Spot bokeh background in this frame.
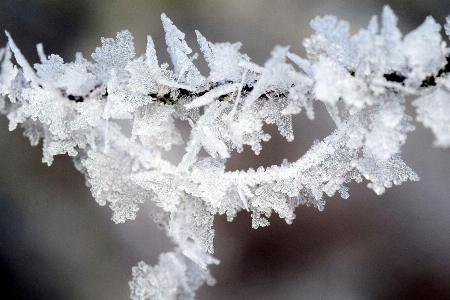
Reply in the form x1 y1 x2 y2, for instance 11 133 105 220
0 0 449 299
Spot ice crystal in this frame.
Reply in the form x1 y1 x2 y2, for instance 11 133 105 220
1 6 449 299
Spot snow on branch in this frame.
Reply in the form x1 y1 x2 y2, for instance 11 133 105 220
0 6 449 299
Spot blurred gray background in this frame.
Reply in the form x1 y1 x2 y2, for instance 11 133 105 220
0 0 449 299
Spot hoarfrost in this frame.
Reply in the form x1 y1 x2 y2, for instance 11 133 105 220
0 6 449 300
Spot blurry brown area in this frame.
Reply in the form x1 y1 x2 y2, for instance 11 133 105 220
0 0 450 299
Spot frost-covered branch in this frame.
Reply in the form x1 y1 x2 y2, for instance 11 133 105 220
0 6 449 299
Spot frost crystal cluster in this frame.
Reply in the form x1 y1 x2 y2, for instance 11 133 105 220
1 6 450 299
